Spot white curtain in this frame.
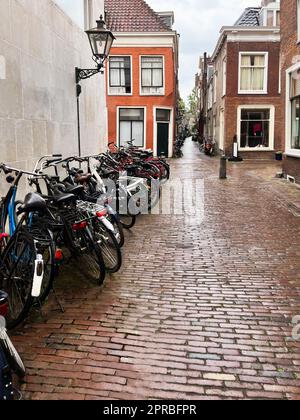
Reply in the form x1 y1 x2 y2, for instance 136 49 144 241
120 121 131 147
153 69 163 86
132 122 144 147
142 69 151 87
240 55 265 91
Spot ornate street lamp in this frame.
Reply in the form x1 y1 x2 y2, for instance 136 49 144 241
75 15 115 85
75 16 115 156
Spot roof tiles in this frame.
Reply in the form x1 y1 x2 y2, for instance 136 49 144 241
104 0 171 32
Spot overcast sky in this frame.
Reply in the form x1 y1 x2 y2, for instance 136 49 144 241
147 0 261 102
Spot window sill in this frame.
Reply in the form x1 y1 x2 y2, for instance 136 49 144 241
108 93 133 97
238 91 268 95
140 93 166 97
239 148 274 152
285 151 300 159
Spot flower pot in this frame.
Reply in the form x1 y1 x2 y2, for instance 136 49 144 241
275 152 283 161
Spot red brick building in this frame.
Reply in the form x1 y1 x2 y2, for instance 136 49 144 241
104 0 179 157
281 0 300 183
204 1 282 159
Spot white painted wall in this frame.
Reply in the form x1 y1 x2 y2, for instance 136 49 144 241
0 0 107 190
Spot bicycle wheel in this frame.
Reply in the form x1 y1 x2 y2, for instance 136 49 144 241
78 228 106 285
0 330 25 379
0 231 35 330
93 221 122 274
119 214 136 230
108 214 125 248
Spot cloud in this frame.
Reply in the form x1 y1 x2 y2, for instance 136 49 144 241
147 0 261 101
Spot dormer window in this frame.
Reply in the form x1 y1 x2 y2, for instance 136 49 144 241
261 2 280 27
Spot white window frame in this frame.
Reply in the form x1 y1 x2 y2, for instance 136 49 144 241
238 52 269 95
117 106 147 149
213 73 217 104
139 55 165 96
237 104 275 151
285 62 300 158
263 8 280 27
108 55 133 96
298 0 300 43
153 106 174 158
222 59 227 97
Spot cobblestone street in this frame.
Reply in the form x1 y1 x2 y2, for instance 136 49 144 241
14 140 300 400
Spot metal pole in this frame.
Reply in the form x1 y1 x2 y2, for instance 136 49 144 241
76 86 82 158
219 155 227 179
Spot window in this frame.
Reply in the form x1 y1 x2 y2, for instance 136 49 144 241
239 53 268 93
239 108 274 149
156 109 170 122
286 64 300 157
263 7 280 27
276 10 280 27
291 73 300 150
267 10 274 26
109 57 131 95
141 56 164 95
55 0 85 29
222 59 227 96
291 97 300 150
119 108 145 148
298 0 300 42
213 73 217 103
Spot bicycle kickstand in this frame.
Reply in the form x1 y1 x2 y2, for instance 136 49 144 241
52 288 65 313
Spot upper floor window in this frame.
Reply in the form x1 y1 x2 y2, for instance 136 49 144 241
109 56 132 95
55 0 85 29
222 59 227 96
262 5 280 28
141 56 164 95
239 53 268 94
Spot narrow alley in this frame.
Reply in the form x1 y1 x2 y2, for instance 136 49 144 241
13 139 300 400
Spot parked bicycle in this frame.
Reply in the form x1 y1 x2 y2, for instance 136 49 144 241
0 291 25 400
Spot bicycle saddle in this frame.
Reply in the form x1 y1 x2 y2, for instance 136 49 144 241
101 168 116 177
63 182 85 196
18 193 47 215
75 174 92 184
52 193 76 205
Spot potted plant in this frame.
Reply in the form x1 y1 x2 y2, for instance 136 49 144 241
275 151 283 161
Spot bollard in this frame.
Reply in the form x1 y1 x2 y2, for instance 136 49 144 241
219 155 227 179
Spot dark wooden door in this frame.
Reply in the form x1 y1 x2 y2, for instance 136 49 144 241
157 123 169 157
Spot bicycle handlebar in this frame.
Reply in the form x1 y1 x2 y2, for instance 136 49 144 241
0 163 45 178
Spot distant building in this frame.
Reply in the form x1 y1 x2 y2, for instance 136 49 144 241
280 0 300 184
197 1 281 159
104 0 179 157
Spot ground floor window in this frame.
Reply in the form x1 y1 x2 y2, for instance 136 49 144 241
290 71 300 150
239 108 273 149
291 96 300 150
119 108 145 148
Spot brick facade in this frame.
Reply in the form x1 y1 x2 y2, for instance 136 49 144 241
280 0 300 183
106 46 177 154
220 40 281 157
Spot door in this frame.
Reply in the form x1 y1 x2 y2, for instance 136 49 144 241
156 109 171 157
157 123 169 157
